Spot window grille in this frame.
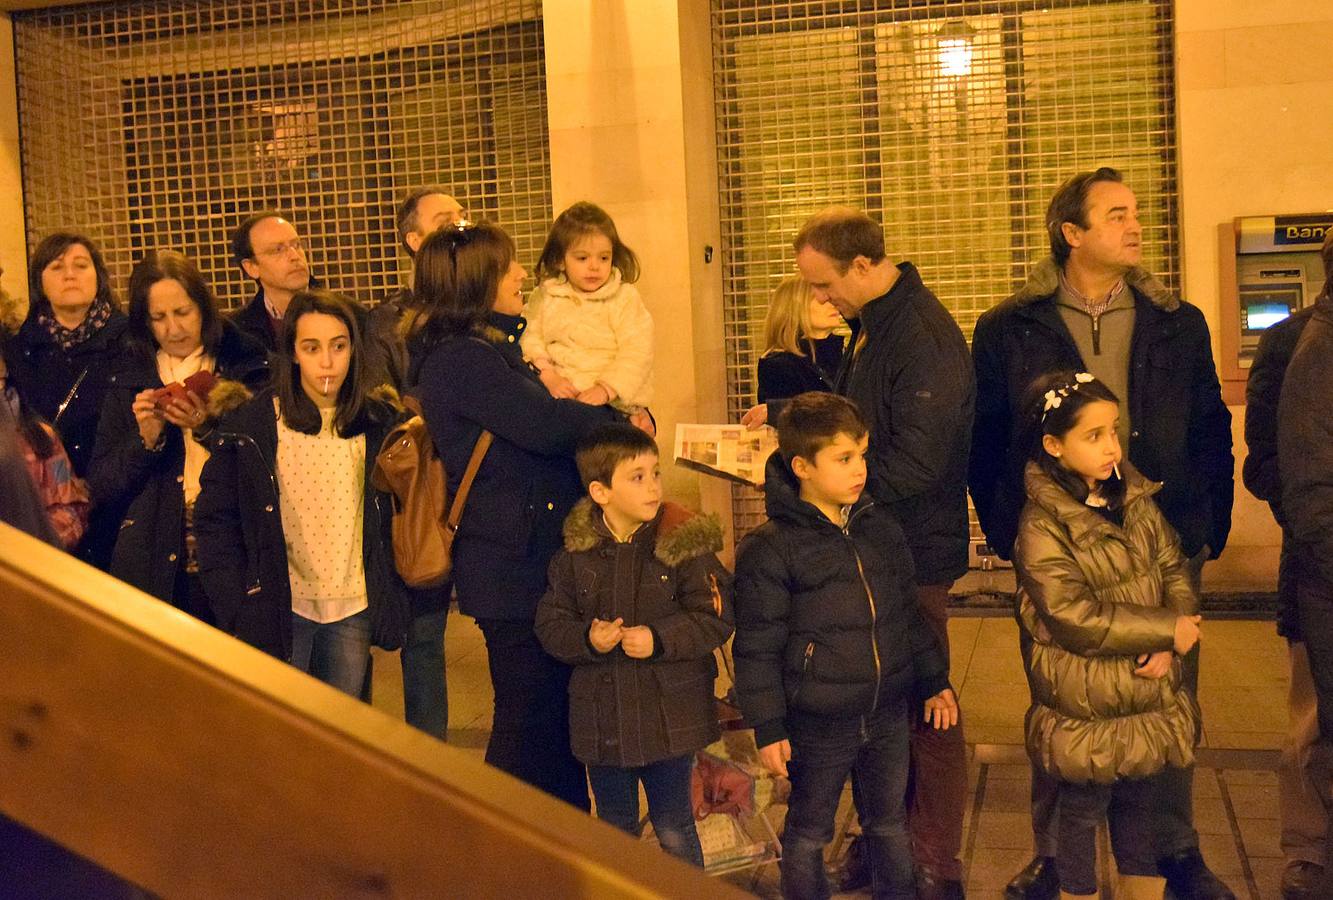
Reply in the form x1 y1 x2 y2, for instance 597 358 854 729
711 0 1179 537
14 0 550 313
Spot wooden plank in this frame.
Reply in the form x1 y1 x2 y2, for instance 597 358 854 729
0 523 744 899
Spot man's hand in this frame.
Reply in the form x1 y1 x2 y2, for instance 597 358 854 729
741 403 768 431
924 688 959 730
1133 650 1173 680
758 739 791 777
620 625 655 659
588 617 624 653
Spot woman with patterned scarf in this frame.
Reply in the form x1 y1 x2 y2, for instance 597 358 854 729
2 232 129 566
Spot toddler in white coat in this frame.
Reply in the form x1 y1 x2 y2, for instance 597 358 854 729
522 202 653 416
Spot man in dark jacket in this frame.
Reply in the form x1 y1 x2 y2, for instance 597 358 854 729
970 167 1235 900
746 206 973 897
735 392 957 899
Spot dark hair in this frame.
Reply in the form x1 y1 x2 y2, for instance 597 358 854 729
28 232 118 315
229 210 285 267
274 289 372 438
396 186 459 256
575 422 659 490
1019 369 1126 510
1046 167 1125 265
409 221 516 345
792 207 886 274
127 250 224 361
535 201 640 284
776 391 868 469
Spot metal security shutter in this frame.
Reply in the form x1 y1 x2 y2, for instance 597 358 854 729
15 0 550 312
712 0 1179 536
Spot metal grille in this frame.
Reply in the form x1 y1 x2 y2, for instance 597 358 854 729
712 0 1179 536
15 0 550 313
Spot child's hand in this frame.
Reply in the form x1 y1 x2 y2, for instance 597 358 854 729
1133 650 1173 679
620 625 654 659
538 367 579 399
588 617 624 653
576 384 611 406
923 688 959 730
758 739 791 777
1173 614 1202 656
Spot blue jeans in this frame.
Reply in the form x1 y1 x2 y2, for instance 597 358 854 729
587 755 704 867
783 700 914 900
290 609 372 698
401 606 449 739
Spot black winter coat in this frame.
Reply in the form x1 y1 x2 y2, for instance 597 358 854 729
535 499 734 767
1279 298 1333 593
414 313 623 621
970 258 1234 561
88 321 269 604
4 310 131 568
733 453 951 748
834 264 974 586
193 388 410 659
1243 305 1314 640
755 334 844 404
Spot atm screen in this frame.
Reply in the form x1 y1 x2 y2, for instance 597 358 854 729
1246 302 1292 330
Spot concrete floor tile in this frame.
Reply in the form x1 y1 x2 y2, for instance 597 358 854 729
958 647 1029 687
986 763 1034 781
1208 730 1286 750
1226 781 1281 816
1222 768 1278 785
975 617 1021 649
1236 815 1283 859
966 724 1026 745
1193 768 1224 798
973 811 1036 850
980 776 1030 813
1196 831 1246 875
1191 795 1232 835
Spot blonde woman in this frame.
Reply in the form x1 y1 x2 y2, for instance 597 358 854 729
755 276 845 404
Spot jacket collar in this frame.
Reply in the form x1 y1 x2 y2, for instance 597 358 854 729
1010 257 1178 313
539 268 624 303
561 496 724 567
857 262 925 336
1023 459 1160 548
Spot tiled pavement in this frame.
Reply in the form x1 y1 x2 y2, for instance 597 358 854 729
370 613 1292 897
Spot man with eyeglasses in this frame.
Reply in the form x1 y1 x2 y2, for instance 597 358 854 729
229 211 312 352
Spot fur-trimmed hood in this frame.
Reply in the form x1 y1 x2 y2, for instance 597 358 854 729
562 496 724 567
1008 256 1178 313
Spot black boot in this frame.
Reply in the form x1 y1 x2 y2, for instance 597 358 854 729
1003 855 1058 900
1157 848 1236 900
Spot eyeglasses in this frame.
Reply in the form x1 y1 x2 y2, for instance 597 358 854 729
255 238 304 260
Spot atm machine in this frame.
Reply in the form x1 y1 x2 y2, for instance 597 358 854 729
1219 213 1332 404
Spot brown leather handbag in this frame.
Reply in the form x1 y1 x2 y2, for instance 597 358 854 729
372 396 491 588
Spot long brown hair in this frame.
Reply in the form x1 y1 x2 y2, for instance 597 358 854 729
534 201 640 284
274 289 373 438
127 250 225 362
408 221 516 346
27 232 118 316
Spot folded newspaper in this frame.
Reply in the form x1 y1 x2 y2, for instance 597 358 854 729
674 424 780 486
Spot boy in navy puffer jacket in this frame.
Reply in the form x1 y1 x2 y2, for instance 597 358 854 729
734 392 958 900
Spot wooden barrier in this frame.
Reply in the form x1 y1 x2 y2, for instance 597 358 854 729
0 523 746 898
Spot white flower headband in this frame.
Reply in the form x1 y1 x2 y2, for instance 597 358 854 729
1041 372 1096 422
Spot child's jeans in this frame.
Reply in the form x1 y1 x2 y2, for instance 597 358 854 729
1057 770 1175 894
587 754 705 867
782 699 914 900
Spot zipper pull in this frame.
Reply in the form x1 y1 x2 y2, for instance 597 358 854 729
1091 313 1101 356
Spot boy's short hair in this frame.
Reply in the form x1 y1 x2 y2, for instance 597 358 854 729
777 392 868 467
576 422 660 490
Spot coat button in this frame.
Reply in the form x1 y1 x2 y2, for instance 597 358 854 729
546 502 554 511
602 674 613 684
1131 430 1139 438
176 475 184 484
507 335 516 343
265 504 274 513
168 553 177 562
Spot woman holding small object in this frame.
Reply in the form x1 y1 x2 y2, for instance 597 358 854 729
89 250 268 622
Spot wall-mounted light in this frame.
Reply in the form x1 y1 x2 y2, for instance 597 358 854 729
936 20 976 78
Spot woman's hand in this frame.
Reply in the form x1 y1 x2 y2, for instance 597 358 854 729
741 403 768 430
161 389 209 431
133 389 165 449
629 409 656 437
1173 614 1202 656
1133 650 1173 680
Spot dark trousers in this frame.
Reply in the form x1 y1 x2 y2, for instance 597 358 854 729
1297 574 1333 743
1056 772 1171 894
587 754 704 867
907 582 967 879
475 617 590 812
401 603 449 740
1030 644 1201 858
783 701 915 900
171 564 215 627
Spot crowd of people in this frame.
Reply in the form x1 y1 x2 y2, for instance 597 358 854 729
1 168 1328 900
